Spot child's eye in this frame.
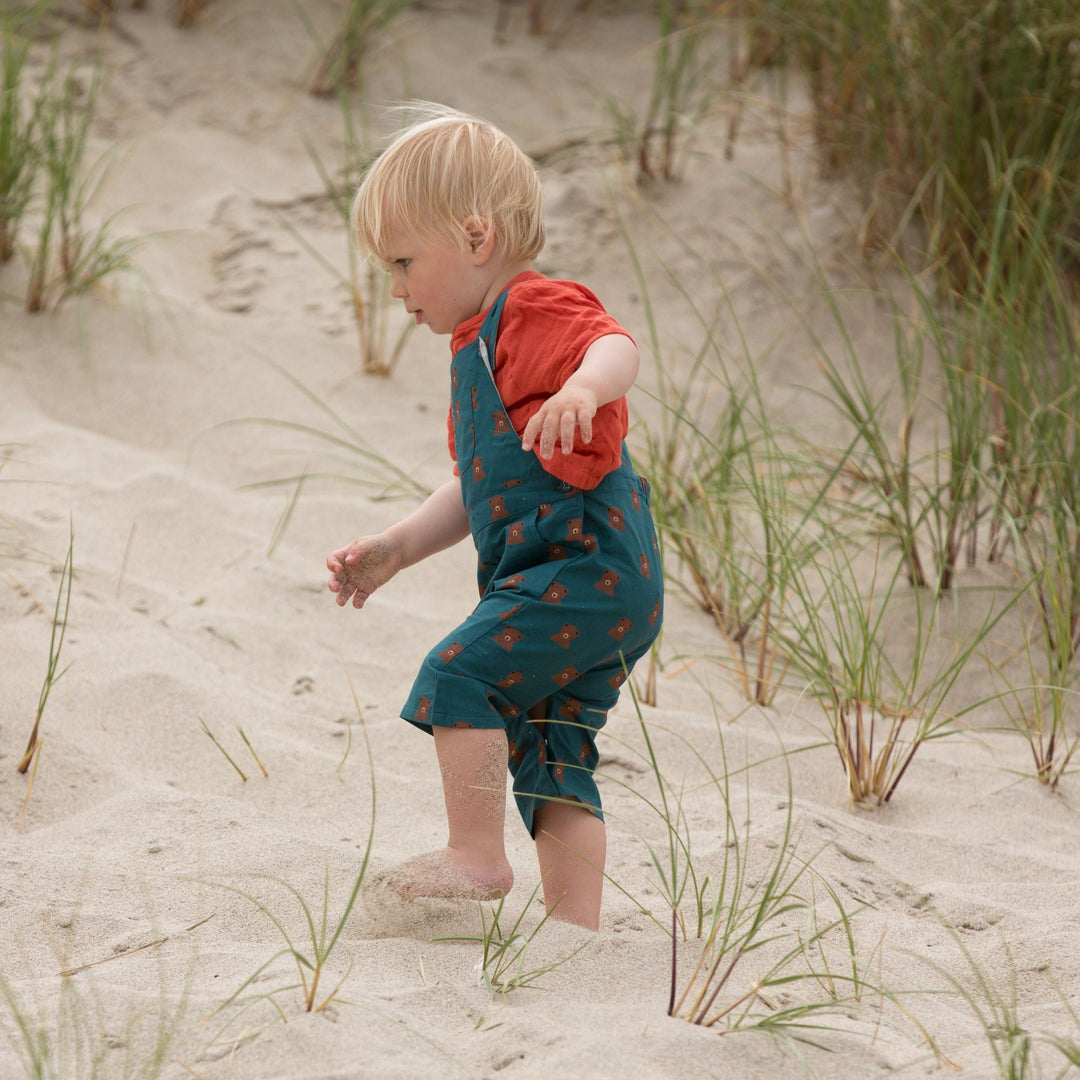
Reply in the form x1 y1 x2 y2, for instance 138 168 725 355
396 258 411 270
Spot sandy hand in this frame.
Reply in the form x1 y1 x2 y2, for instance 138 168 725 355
327 533 405 608
520 384 597 459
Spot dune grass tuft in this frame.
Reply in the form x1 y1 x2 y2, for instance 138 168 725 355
17 522 74 776
747 0 1080 290
300 90 413 375
198 719 249 782
300 0 408 98
0 6 46 265
784 532 1018 807
17 45 141 312
212 680 375 1036
435 885 592 994
597 0 721 183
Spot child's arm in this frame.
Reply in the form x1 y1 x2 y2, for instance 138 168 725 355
520 332 640 459
327 478 470 608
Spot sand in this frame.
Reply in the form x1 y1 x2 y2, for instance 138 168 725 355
2 3 1079 1078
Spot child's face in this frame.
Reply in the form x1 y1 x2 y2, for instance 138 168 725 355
381 222 494 336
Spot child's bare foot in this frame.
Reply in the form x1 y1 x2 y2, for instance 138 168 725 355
379 848 513 901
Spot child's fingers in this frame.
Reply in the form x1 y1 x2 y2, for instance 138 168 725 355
575 406 593 448
538 413 562 458
559 410 577 453
521 412 541 452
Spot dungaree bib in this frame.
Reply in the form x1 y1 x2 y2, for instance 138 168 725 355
402 284 663 833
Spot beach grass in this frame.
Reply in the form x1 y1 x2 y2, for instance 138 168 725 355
300 0 408 99
0 4 49 265
0 969 187 1079
919 927 1080 1079
618 109 1077 795
597 0 722 183
214 864 366 1027
434 886 592 994
172 0 213 28
80 1 214 28
0 898 195 1080
661 727 870 1039
301 89 413 375
618 210 819 707
749 0 1080 288
198 718 249 782
493 0 598 47
212 682 375 1033
592 680 874 1038
624 692 716 939
20 46 140 312
225 355 432 504
783 529 1018 806
17 520 73 776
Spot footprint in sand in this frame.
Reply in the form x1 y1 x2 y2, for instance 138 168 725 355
207 235 270 313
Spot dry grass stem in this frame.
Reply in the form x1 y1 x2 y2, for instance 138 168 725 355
199 719 248 781
238 727 269 778
18 523 74 775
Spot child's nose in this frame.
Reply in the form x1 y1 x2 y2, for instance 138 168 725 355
389 277 408 299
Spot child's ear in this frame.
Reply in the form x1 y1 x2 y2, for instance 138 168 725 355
463 217 495 264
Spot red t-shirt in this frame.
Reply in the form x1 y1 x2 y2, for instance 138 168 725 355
448 271 633 490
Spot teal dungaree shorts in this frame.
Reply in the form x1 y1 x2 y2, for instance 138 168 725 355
402 285 663 833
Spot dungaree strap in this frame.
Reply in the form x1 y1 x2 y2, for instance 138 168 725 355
474 287 515 430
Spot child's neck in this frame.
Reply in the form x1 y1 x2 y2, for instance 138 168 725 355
478 258 535 314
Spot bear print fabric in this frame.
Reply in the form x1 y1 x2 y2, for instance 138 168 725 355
401 285 663 834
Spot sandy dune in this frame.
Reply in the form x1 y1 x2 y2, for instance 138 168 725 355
2 3 1078 1078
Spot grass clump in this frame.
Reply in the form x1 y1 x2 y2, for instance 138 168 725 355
301 93 412 375
668 799 860 1037
623 711 871 1039
784 531 1016 807
597 678 871 1038
436 886 592 994
919 927 1080 1079
212 682 374 1037
636 0 720 182
0 9 141 314
17 520 74 777
0 968 188 1079
638 330 804 705
598 0 722 183
751 0 1080 288
81 1 216 27
621 215 823 707
300 0 408 98
171 0 214 28
25 55 140 312
620 194 1060 800
215 863 368 1027
0 4 48 264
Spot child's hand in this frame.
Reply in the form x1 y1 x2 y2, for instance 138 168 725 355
520 385 598 459
327 533 406 608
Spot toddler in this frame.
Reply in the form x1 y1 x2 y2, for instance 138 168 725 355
327 106 662 931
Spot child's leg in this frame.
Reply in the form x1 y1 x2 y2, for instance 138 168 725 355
533 799 606 931
384 726 514 901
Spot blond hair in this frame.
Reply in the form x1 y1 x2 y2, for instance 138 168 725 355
351 105 545 263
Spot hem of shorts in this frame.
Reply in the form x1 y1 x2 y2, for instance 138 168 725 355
402 713 507 734
517 792 604 837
